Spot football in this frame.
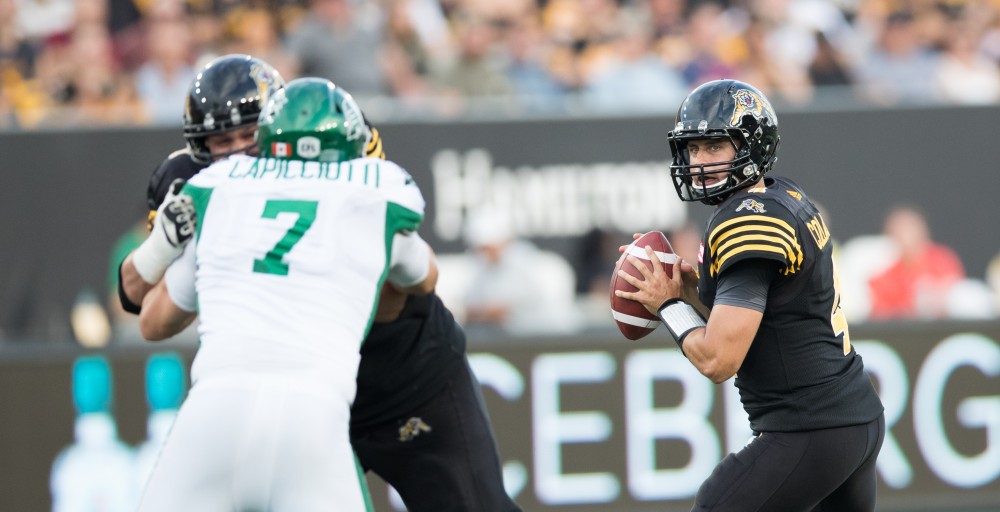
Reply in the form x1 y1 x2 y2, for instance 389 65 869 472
610 231 676 340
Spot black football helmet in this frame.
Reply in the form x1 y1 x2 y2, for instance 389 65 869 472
183 54 285 164
666 79 780 205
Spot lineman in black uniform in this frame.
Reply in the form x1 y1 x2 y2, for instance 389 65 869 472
120 54 519 512
617 79 884 511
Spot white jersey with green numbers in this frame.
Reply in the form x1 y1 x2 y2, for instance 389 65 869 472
162 155 426 401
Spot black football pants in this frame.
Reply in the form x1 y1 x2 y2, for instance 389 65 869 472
693 413 885 512
350 359 521 512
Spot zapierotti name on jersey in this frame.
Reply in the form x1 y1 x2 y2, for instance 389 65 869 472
226 157 386 184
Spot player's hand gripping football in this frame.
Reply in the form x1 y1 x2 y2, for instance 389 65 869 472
616 233 699 315
131 179 197 284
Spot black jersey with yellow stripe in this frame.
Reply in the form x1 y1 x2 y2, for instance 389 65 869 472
698 176 883 433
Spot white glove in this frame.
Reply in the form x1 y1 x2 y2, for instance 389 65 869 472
132 179 197 284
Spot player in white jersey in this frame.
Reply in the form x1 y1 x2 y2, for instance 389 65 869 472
136 78 438 512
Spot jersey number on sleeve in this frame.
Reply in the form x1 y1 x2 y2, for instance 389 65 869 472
253 199 318 276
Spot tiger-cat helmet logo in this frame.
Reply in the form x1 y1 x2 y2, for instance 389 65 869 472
730 89 774 127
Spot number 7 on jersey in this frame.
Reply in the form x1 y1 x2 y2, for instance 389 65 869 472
253 199 318 276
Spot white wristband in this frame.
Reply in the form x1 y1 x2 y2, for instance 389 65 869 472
131 225 183 284
658 299 707 350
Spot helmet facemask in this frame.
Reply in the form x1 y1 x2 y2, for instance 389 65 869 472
668 130 759 206
188 119 260 164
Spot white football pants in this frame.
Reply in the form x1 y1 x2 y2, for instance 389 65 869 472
138 373 369 512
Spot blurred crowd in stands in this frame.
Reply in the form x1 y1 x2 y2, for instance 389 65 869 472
4 0 1000 128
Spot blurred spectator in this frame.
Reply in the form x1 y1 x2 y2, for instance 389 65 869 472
286 0 389 98
944 278 996 320
752 0 854 71
977 5 1000 63
460 206 581 336
62 22 144 126
29 32 73 110
8 0 1000 124
186 9 224 63
648 0 686 39
430 10 512 99
539 0 588 92
386 0 451 72
738 15 813 105
867 205 965 320
854 10 940 105
501 11 565 109
0 0 35 77
74 0 106 27
378 0 439 102
807 29 853 87
934 20 1000 105
221 7 299 80
27 0 145 128
0 0 37 127
837 233 897 322
17 0 75 41
744 0 856 103
541 0 629 95
134 8 194 125
583 11 687 112
381 0 444 99
676 1 740 88
105 0 147 72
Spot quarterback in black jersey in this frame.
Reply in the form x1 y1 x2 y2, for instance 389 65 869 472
119 55 519 512
618 80 884 511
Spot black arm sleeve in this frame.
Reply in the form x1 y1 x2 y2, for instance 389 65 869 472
148 150 204 209
117 260 142 315
712 259 782 313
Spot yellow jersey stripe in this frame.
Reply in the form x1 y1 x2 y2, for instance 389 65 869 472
709 223 797 256
713 244 795 276
708 214 795 247
715 233 798 267
708 215 803 276
712 235 801 276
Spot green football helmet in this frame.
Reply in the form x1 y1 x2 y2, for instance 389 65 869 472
257 77 369 162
